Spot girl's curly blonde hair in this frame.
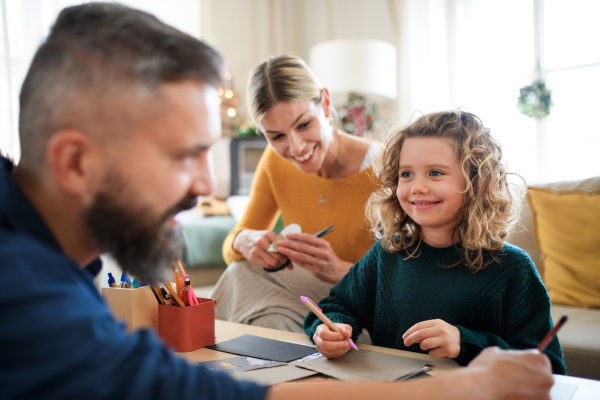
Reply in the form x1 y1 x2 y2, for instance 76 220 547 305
366 110 524 272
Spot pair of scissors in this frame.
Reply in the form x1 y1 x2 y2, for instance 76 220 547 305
264 225 335 273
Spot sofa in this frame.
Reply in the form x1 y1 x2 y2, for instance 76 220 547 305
508 176 600 380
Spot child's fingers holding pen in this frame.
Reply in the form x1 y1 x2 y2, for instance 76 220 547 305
314 323 353 358
316 323 353 341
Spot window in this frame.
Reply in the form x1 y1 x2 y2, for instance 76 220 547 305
543 0 600 182
455 0 600 184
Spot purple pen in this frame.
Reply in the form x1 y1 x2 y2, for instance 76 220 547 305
300 295 358 351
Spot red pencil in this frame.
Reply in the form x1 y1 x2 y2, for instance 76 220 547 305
537 313 568 352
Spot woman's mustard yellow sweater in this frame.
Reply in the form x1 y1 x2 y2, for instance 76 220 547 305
222 145 380 265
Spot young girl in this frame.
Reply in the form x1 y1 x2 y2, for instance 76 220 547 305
304 110 566 374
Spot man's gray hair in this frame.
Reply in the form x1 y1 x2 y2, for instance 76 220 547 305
19 2 224 169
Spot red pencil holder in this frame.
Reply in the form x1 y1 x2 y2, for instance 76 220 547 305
157 298 216 352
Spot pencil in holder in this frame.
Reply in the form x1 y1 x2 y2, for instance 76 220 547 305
157 298 216 352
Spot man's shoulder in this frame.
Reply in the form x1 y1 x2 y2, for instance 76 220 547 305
0 230 70 278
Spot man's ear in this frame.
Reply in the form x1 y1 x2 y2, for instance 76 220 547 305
320 87 332 118
46 130 102 196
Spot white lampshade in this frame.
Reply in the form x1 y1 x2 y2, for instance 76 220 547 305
309 39 397 102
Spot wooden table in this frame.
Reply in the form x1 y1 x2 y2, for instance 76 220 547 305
176 320 600 399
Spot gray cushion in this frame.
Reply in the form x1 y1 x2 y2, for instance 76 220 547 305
552 305 600 380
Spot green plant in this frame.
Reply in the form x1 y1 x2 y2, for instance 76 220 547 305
236 121 258 137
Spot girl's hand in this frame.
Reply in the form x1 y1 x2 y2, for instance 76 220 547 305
275 233 353 284
402 319 461 359
313 323 353 358
232 229 289 270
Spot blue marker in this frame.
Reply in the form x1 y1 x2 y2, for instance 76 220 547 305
108 273 117 287
132 277 141 288
120 271 129 288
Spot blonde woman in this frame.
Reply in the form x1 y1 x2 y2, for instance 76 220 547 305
211 55 381 333
305 110 566 374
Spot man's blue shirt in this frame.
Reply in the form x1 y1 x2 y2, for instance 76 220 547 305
0 156 268 400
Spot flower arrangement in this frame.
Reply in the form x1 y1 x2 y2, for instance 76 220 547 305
338 93 381 137
517 79 553 119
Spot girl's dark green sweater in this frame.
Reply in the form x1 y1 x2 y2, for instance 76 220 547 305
304 241 566 374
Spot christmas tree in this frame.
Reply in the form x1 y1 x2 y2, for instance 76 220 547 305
218 69 240 137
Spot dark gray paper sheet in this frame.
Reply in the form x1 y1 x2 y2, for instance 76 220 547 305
293 348 429 382
206 334 317 362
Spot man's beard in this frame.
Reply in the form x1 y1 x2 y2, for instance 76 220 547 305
85 175 198 284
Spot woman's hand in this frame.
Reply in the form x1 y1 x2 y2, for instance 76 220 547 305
232 229 289 270
313 323 353 358
275 232 353 284
402 319 461 358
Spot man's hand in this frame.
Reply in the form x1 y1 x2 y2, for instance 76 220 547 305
313 323 353 358
402 319 461 358
467 347 554 400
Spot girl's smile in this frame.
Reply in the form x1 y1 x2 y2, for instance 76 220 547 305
409 200 442 210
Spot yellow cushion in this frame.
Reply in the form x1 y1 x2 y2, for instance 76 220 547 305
528 181 600 308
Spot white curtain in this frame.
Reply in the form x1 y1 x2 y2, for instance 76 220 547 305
0 0 14 158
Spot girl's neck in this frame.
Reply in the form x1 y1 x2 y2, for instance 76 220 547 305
421 227 454 248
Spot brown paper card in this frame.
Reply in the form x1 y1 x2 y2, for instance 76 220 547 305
292 349 429 382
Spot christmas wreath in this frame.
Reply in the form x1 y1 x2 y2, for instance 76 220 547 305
517 79 553 119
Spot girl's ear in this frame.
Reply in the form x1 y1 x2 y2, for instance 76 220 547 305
320 87 332 118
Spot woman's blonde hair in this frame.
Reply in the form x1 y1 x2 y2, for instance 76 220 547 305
247 54 323 126
366 110 524 272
